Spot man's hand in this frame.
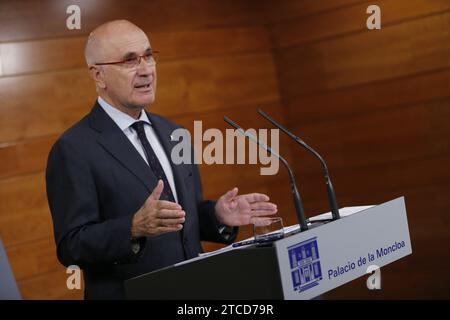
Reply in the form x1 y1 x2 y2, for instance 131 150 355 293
214 187 278 227
131 180 185 238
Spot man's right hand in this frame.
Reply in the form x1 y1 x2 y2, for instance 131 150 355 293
131 180 185 238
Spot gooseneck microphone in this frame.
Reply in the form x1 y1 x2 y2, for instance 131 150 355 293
257 109 340 221
224 116 309 231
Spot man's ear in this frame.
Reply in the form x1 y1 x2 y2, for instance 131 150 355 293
88 65 106 89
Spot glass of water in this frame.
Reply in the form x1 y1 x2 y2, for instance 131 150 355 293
253 217 285 244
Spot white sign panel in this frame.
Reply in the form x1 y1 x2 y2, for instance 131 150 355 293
275 197 412 300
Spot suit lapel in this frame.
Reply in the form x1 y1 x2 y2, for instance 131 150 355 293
148 113 193 227
89 102 193 232
89 102 157 193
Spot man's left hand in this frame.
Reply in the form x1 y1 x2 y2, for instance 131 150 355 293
214 187 278 227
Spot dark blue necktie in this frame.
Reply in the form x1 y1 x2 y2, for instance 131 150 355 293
131 121 176 202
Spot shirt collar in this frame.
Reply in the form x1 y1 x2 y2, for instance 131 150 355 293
97 96 151 131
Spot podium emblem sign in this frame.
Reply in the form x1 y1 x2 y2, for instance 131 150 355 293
276 197 412 300
288 237 323 293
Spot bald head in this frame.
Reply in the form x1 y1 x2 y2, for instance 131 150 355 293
84 20 148 66
85 20 156 117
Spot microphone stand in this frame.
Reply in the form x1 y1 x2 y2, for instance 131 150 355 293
224 116 309 231
257 109 340 221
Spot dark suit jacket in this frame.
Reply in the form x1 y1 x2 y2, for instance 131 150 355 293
46 102 237 299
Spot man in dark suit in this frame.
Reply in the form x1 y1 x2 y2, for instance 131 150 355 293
46 20 277 299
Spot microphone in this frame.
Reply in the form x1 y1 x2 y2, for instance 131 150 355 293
257 109 340 221
223 116 309 231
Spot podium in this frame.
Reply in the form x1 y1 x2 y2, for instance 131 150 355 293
125 197 412 300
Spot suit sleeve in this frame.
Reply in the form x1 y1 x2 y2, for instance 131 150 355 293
46 138 145 269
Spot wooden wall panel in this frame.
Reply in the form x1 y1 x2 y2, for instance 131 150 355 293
269 0 450 48
276 11 450 97
285 68 450 125
18 267 83 300
295 155 450 209
0 1 283 299
268 0 450 299
0 104 293 246
264 0 367 23
154 53 280 116
6 236 60 281
0 173 52 246
2 0 449 300
0 26 269 76
0 102 292 180
289 99 450 172
0 53 278 143
0 135 57 179
0 0 266 42
1 175 296 295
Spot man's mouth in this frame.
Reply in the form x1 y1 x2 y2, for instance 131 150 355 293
134 83 152 91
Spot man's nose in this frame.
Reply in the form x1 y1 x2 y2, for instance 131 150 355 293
136 58 153 75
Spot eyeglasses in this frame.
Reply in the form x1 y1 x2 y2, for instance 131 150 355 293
94 51 159 69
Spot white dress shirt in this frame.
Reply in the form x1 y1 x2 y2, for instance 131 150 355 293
98 97 179 203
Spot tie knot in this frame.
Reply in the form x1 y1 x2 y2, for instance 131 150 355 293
131 121 147 133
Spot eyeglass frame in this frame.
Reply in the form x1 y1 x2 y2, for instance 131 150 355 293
93 50 160 68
